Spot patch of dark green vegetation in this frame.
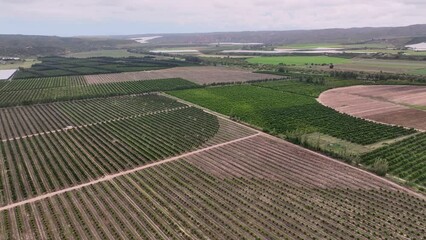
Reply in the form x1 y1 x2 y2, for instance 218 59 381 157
169 84 415 145
0 78 198 107
14 56 194 79
362 133 426 188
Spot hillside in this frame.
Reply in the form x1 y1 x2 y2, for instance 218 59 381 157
0 35 136 57
125 24 426 45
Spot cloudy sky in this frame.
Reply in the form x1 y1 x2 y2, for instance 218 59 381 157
0 0 425 36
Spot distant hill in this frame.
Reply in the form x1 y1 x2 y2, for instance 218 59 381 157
122 24 426 46
0 35 136 57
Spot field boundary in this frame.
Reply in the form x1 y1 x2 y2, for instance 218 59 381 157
164 92 425 199
317 88 426 132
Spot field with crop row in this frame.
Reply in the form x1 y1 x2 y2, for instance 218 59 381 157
362 133 426 187
0 78 197 107
0 135 424 239
84 66 280 85
14 57 192 79
169 85 415 145
0 94 185 140
0 106 221 206
0 76 87 92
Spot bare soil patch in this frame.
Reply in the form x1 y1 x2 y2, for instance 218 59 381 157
84 66 280 85
319 85 426 131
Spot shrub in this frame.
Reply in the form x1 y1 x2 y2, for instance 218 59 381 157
372 158 388 176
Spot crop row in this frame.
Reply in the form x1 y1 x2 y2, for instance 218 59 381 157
1 76 87 92
0 94 186 140
14 56 193 79
362 133 426 187
0 78 198 107
0 107 219 206
169 85 415 145
0 135 424 239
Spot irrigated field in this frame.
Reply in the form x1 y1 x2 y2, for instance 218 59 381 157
14 57 192 79
84 66 281 85
0 95 233 207
0 134 424 239
319 85 426 131
169 85 415 145
1 59 425 239
362 133 426 187
0 77 197 107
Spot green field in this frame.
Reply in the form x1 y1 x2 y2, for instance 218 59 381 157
66 49 148 58
0 77 198 107
362 133 426 187
247 56 350 65
169 84 414 145
14 56 193 79
253 79 363 97
411 68 426 75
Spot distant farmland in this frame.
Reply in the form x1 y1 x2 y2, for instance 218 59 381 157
247 56 349 65
84 66 281 85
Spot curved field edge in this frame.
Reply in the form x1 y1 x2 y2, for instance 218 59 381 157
318 85 426 131
0 135 424 239
167 85 415 145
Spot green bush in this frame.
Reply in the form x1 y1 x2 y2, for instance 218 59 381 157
371 158 389 176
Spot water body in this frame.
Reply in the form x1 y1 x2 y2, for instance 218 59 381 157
406 42 426 51
222 48 345 54
150 50 199 53
210 42 264 46
131 36 162 44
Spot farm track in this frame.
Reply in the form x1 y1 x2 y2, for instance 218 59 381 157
0 133 261 212
1 106 190 143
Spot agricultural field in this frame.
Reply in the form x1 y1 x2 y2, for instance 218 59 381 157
332 58 426 75
247 56 350 65
362 133 426 187
169 84 415 145
0 134 424 239
319 85 426 131
1 51 425 239
84 66 281 85
66 49 147 58
253 78 363 97
0 77 197 107
14 57 193 79
0 94 244 207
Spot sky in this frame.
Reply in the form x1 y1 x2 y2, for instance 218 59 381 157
0 0 425 36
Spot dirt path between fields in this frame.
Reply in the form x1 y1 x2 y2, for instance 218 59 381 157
0 133 260 212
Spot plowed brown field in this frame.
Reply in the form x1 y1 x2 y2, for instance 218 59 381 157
319 85 426 131
84 66 280 85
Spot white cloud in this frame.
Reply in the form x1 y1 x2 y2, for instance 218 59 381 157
0 0 425 34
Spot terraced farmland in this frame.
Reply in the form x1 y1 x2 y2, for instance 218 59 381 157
362 133 426 187
0 135 424 239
